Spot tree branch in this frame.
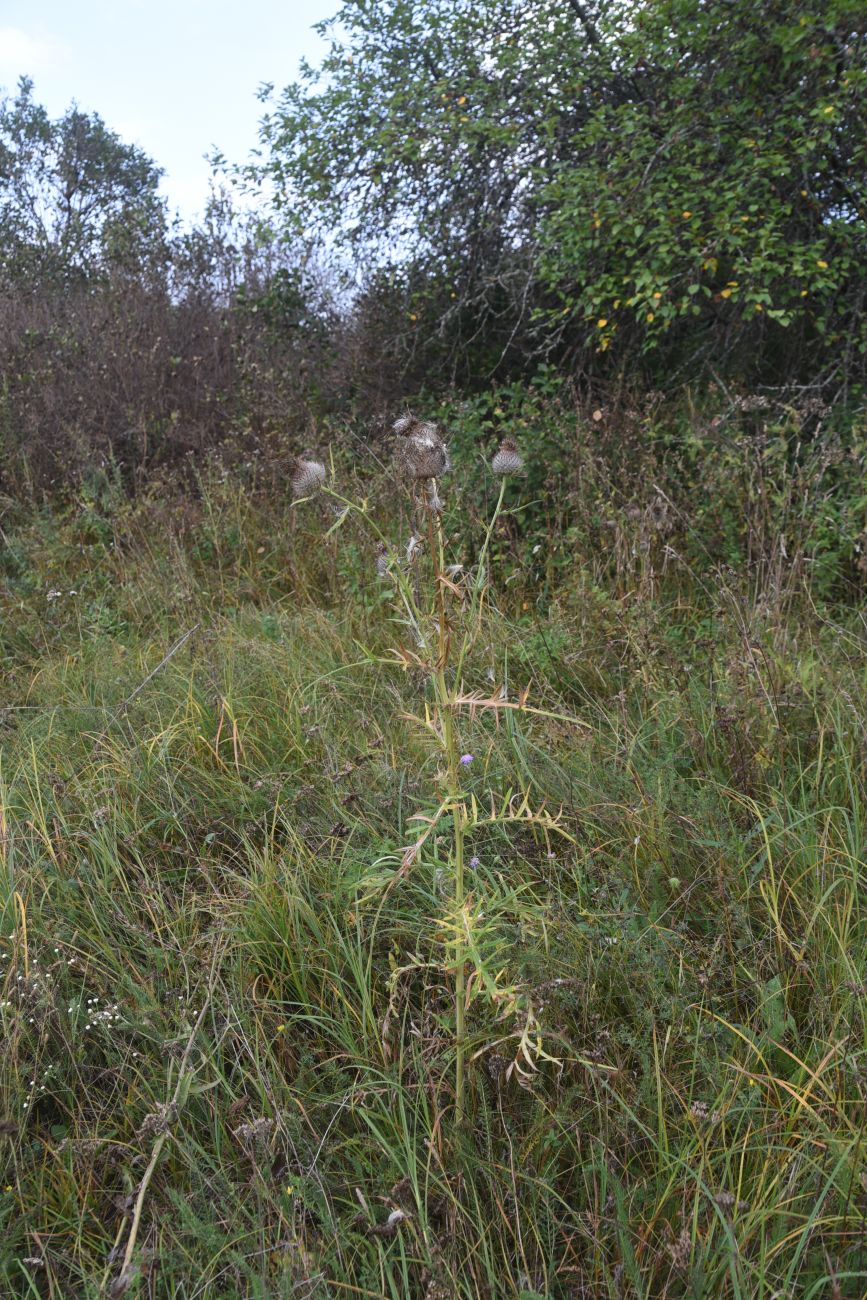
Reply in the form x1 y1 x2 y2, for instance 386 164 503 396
566 0 601 48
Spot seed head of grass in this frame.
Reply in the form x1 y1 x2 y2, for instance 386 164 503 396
232 1116 276 1162
136 1102 178 1142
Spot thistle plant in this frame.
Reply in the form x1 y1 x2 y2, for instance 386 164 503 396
289 455 327 500
291 418 568 1126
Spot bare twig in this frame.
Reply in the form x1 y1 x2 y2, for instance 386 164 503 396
93 624 200 751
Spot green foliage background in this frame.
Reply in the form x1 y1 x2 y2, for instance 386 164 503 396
256 0 867 387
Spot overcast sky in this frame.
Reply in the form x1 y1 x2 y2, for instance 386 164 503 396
0 1 335 221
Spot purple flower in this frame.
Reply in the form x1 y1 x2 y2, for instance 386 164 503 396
469 855 480 869
460 754 474 766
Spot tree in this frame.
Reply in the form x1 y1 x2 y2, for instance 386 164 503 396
0 77 168 285
255 0 609 380
540 0 867 388
254 0 867 389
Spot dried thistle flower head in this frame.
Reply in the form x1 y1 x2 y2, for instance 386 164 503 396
393 416 450 480
290 456 326 499
491 437 524 476
392 414 416 435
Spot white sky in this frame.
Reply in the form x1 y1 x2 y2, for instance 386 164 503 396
0 1 335 222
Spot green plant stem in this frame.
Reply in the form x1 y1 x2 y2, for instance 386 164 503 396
473 478 508 601
437 476 507 1126
455 477 508 685
321 486 427 648
109 989 214 1292
453 779 466 1127
325 475 507 1130
435 655 467 1125
427 493 467 1127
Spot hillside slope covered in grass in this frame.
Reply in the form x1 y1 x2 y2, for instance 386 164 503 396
1 421 866 1298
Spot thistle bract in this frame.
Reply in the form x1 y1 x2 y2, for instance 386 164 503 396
393 416 450 480
491 438 524 476
291 458 327 499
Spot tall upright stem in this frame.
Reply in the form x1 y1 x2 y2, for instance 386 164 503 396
455 477 507 685
436 658 466 1124
427 488 466 1126
453 793 466 1126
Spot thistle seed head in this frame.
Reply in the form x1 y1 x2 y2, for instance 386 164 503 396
393 416 449 480
290 457 327 499
491 438 524 476
392 414 416 436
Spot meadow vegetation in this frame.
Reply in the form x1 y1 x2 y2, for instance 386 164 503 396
2 1 866 1293
1 392 866 1297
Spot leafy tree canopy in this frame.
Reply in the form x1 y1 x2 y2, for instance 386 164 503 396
0 77 167 285
255 0 867 388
